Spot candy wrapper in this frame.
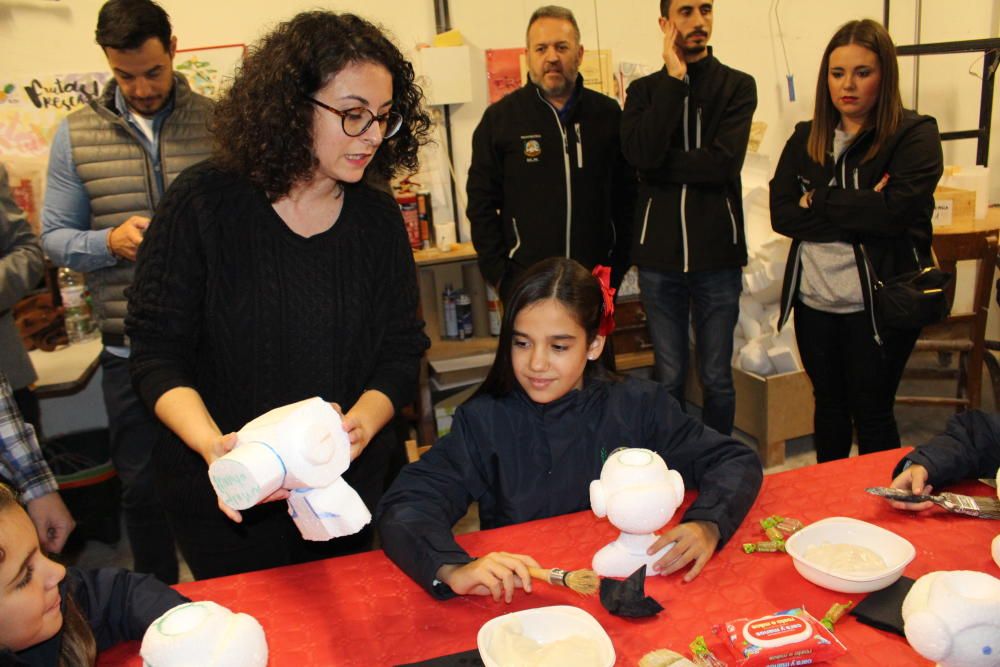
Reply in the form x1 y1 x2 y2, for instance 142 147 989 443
821 601 853 632
690 635 727 666
714 606 847 666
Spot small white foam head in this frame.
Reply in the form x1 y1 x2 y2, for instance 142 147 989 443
141 601 268 667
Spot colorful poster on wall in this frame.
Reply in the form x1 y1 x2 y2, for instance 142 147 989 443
0 71 110 158
175 44 246 100
485 48 526 103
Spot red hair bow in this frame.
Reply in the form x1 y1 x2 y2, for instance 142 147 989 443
592 265 616 336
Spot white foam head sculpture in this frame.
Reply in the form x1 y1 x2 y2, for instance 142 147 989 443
208 397 371 541
589 448 685 577
141 601 268 667
902 570 1000 667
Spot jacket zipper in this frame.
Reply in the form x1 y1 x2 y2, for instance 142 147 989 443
639 197 653 245
508 217 522 259
725 197 738 245
679 81 691 272
537 89 573 259
839 134 884 346
575 122 583 169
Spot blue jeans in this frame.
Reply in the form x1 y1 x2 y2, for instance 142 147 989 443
101 350 178 583
639 267 742 434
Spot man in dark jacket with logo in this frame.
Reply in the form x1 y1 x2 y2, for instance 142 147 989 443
40 0 213 583
467 5 634 301
621 0 756 435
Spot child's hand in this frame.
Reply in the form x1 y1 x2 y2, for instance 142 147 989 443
648 520 720 582
889 464 934 511
437 552 540 603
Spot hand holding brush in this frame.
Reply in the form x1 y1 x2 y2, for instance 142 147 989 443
527 566 600 595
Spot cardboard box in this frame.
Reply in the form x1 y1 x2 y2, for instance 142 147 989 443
686 364 814 467
429 352 494 391
433 383 479 437
933 186 976 228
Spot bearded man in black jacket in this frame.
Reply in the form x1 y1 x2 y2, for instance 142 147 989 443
621 0 757 435
467 5 635 301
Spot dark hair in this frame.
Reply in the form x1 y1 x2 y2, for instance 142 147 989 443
808 19 903 165
660 0 672 16
95 0 172 52
211 11 431 201
477 258 613 398
526 5 581 44
0 484 96 665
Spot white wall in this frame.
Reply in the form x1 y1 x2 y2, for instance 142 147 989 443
0 1 436 75
2 0 998 218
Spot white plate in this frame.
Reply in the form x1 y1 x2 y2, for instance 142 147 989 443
785 516 915 593
477 605 615 667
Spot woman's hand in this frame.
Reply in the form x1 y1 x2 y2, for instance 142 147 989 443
198 432 289 523
332 390 395 460
889 464 934 511
436 552 540 603
799 189 815 209
648 520 720 582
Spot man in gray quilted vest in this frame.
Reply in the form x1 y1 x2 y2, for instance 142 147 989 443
40 0 213 583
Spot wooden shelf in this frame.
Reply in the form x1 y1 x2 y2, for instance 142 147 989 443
427 336 498 362
413 242 477 267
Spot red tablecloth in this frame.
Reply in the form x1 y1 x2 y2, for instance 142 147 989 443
99 448 999 666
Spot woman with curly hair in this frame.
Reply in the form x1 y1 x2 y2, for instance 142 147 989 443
126 11 431 579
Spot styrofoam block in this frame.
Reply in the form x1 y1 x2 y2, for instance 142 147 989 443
738 311 762 340
740 294 764 321
767 345 800 373
740 340 776 376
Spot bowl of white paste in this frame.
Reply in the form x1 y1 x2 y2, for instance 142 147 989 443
785 516 915 593
477 605 615 667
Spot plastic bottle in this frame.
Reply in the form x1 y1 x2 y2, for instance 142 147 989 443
443 283 458 339
456 290 473 339
58 268 97 343
486 285 501 337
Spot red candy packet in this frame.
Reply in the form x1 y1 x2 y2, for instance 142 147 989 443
714 606 847 666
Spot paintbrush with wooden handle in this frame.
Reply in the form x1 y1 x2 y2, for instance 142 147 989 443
527 567 600 595
866 486 1000 519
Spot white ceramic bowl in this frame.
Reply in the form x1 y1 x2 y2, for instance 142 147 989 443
784 516 915 594
477 605 615 667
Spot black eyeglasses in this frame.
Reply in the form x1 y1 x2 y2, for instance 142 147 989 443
306 96 403 138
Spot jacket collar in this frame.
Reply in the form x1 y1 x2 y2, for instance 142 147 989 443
528 73 585 114
685 46 717 76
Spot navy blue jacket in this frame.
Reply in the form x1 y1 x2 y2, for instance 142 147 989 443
376 376 763 598
3 567 187 666
892 409 1000 486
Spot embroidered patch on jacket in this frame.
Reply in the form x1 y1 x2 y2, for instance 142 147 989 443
522 135 542 162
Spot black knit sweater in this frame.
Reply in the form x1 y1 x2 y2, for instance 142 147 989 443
126 161 429 506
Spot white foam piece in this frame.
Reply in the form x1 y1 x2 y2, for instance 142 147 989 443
740 339 776 376
141 602 268 667
767 345 800 374
287 478 372 541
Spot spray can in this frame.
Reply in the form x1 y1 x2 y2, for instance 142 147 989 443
443 284 458 339
456 289 473 340
486 285 501 336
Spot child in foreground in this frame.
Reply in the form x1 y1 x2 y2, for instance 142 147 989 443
0 483 186 666
376 258 763 601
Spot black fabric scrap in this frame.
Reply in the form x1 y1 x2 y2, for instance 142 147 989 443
599 565 664 617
